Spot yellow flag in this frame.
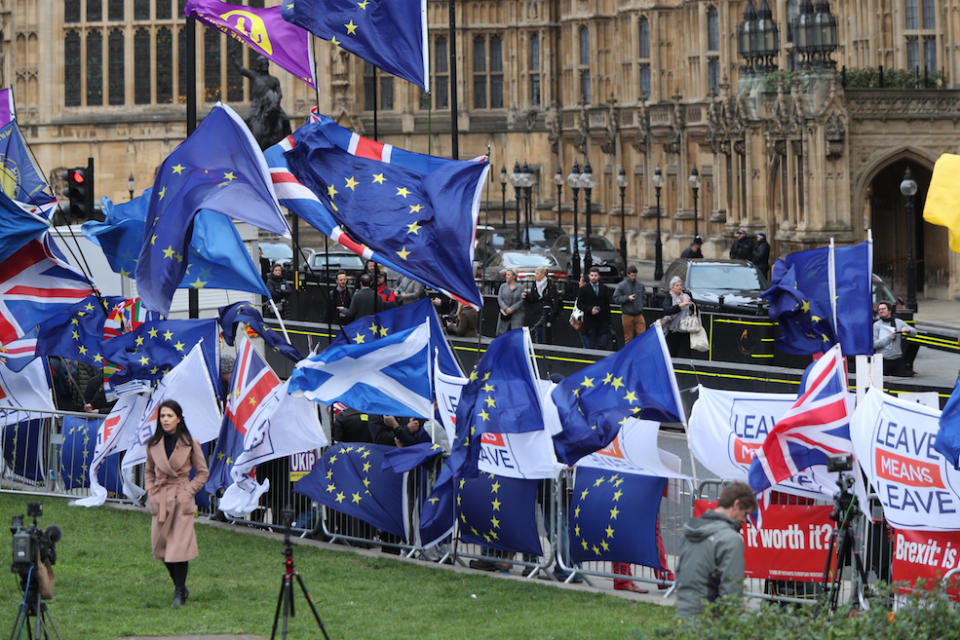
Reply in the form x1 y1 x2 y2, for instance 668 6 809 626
923 153 960 253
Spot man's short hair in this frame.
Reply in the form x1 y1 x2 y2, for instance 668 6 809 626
717 481 758 511
878 301 895 313
359 273 373 287
588 266 600 274
626 264 638 274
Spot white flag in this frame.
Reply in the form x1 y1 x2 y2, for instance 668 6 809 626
0 359 55 426
579 418 689 479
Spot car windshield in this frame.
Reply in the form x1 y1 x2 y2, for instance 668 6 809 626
574 236 615 251
873 280 896 304
687 264 765 290
308 253 364 270
503 252 558 267
528 228 564 247
261 243 292 260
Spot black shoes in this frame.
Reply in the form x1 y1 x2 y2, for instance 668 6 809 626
171 586 189 608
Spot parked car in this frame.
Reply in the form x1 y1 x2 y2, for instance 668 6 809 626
260 241 293 269
662 258 769 314
547 235 624 283
481 250 568 294
487 224 566 251
474 226 516 266
872 273 901 313
300 247 365 284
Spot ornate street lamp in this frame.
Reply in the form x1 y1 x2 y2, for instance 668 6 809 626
617 167 628 268
127 173 135 201
812 0 838 68
520 162 534 249
737 1 758 74
653 166 664 281
796 0 815 67
554 167 565 231
567 162 582 286
754 1 780 73
509 162 523 248
900 167 918 312
580 162 596 274
689 166 701 240
499 166 507 227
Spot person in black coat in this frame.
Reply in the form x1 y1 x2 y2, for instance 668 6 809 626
265 263 292 319
729 229 753 260
341 273 376 322
752 232 771 279
523 266 560 344
328 271 352 325
680 237 704 259
576 267 612 350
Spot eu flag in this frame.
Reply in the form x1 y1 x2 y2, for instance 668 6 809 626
0 120 56 208
295 443 408 539
936 379 960 469
282 0 427 89
58 415 123 493
135 104 288 314
1 418 44 482
35 295 124 367
551 325 685 466
452 329 544 479
282 119 487 309
219 301 304 363
569 466 666 567
458 473 541 557
833 242 874 356
762 261 835 355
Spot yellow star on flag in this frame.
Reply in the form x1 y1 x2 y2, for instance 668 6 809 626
372 172 385 184
624 390 638 404
396 186 410 198
344 176 358 190
148 327 159 339
344 19 358 35
484 396 496 408
335 491 345 503
482 383 494 393
190 277 207 289
580 376 594 388
162 246 176 259
605 525 615 538
406 221 422 235
223 171 235 182
357 0 369 8
163 330 174 341
135 336 145 346
610 376 625 390
171 164 185 175
330 35 340 46
353 333 366 344
327 184 338 198
409 203 423 214
396 246 411 260
158 186 167 199
174 341 185 352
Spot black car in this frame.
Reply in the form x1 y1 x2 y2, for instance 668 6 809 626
547 235 624 283
662 258 769 314
300 247 365 284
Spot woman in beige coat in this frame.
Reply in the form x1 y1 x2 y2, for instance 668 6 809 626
145 400 209 608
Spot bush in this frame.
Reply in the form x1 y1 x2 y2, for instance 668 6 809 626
844 67 944 89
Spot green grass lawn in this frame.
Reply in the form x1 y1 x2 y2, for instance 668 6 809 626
0 492 671 639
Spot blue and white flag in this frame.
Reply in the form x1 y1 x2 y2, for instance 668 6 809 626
0 120 56 209
289 319 432 418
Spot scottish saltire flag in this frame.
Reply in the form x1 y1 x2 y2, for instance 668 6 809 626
289 319 433 418
330 297 462 377
0 358 55 427
268 117 487 308
59 415 123 492
0 120 55 208
100 318 219 391
935 379 960 468
551 325 685 466
458 473 542 556
136 103 288 314
296 443 409 539
72 394 148 505
86 192 269 297
748 344 853 492
186 0 316 88
569 466 667 567
763 241 873 355
283 0 427 89
218 301 303 363
0 418 44 482
206 334 281 494
35 295 124 367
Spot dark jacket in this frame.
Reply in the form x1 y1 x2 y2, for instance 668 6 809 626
729 237 753 261
332 408 376 443
576 281 612 335
328 286 352 323
446 306 479 338
681 246 703 259
523 279 560 328
342 287 376 322
752 240 771 277
675 510 745 617
613 278 645 316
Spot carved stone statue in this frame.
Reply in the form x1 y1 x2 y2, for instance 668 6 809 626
233 54 292 150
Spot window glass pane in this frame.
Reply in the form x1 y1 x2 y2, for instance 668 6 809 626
436 76 448 109
87 0 102 21
707 7 719 51
204 28 221 101
178 27 186 101
178 0 186 14
380 77 393 110
134 28 150 104
922 0 935 29
473 36 486 72
419 89 430 110
786 0 798 42
491 75 502 108
579 27 589 65
156 0 171 20
86 30 103 105
905 0 918 29
108 29 124 105
529 33 539 70
157 27 173 103
436 36 448 73
638 18 649 58
490 36 502 72
226 37 244 101
474 76 486 109
108 0 123 21
65 31 82 106
134 0 150 20
924 36 936 71
248 0 264 7
580 70 590 104
906 36 919 69
708 58 719 94
530 74 540 107
639 65 650 99
65 0 81 23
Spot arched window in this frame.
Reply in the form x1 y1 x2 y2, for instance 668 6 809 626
638 17 650 58
108 29 124 105
786 0 798 42
905 0 918 29
65 31 82 106
134 28 150 104
529 32 541 107
204 28 221 101
707 6 719 51
226 36 244 102
578 26 590 66
578 26 590 104
86 30 103 106
156 27 173 104
87 0 102 21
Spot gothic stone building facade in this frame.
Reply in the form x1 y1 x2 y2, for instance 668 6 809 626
6 0 960 299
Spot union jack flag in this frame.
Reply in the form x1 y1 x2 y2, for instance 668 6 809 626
748 344 853 493
0 233 93 358
205 334 281 493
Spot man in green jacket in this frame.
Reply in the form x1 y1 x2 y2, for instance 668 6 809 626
675 482 757 617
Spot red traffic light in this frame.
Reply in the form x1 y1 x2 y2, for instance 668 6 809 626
69 170 85 184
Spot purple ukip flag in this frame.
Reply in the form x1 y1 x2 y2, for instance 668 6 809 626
185 0 316 89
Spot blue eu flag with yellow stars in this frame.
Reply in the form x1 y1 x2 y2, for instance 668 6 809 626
457 473 541 556
218 301 304 363
136 104 288 315
763 259 836 355
58 415 123 492
283 119 487 310
101 318 219 391
551 325 685 466
283 0 427 89
452 328 543 479
35 295 124 368
569 466 666 567
295 442 408 539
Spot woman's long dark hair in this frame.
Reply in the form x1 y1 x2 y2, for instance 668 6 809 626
147 400 194 447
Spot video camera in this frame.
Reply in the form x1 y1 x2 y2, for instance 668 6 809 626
11 503 61 588
826 454 859 525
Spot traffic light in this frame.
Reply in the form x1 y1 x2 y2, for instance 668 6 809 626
65 158 94 221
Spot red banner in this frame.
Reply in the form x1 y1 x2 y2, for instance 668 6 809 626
694 500 833 582
891 528 960 600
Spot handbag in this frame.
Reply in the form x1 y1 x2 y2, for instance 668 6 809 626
569 299 584 331
677 303 702 333
689 325 709 352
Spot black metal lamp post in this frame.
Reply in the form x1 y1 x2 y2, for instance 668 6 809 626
127 173 135 201
754 0 780 73
737 1 758 74
900 167 918 312
554 167 564 231
617 167 628 268
581 162 596 274
499 166 507 227
567 162 582 285
653 166 664 281
521 162 534 249
509 162 523 248
689 166 701 240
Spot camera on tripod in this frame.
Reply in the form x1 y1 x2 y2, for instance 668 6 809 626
826 454 859 524
10 502 61 599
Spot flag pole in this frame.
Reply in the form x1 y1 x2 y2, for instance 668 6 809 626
448 0 459 159
268 299 291 344
186 15 200 320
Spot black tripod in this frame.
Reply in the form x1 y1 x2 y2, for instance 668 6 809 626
821 470 869 612
10 569 61 640
270 509 329 640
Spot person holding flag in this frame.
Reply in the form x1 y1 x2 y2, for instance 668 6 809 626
144 400 209 608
